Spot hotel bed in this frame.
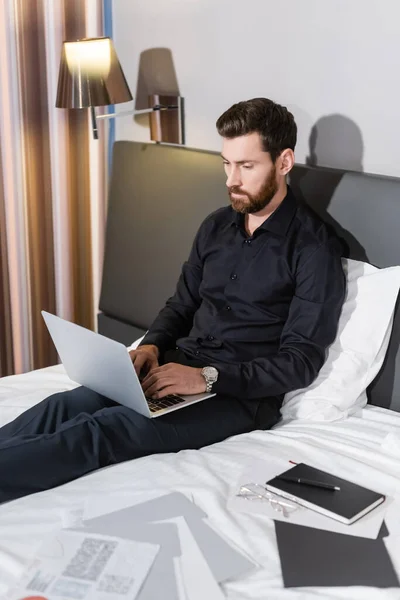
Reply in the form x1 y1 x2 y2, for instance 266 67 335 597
1 142 400 598
1 366 400 599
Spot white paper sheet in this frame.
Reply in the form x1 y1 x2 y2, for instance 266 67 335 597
8 530 159 600
159 517 225 600
228 457 390 539
81 516 182 600
85 491 254 584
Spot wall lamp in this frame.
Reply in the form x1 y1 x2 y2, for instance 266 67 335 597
56 37 184 144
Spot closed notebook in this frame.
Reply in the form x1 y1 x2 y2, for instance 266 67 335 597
265 463 385 525
274 520 399 588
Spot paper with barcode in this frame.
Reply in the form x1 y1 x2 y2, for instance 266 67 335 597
9 530 159 600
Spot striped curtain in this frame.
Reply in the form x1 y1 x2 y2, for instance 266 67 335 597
0 0 108 377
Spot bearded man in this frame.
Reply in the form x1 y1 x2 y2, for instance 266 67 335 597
0 98 345 503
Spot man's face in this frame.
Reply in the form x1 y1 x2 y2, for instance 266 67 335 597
221 132 278 214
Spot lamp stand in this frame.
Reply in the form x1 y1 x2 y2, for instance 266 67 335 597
90 106 99 140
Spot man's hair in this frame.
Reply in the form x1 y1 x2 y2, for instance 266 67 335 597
216 97 297 163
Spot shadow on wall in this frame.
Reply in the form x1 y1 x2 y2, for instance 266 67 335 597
306 114 364 172
291 115 398 410
134 48 180 129
290 113 369 263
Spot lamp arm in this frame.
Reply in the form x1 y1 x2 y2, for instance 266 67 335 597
96 105 178 121
89 96 184 143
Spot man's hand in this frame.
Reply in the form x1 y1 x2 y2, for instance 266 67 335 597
129 344 159 378
141 363 206 399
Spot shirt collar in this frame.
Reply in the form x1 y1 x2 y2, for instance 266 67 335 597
231 185 298 237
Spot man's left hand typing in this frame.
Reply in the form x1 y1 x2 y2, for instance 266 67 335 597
141 363 206 399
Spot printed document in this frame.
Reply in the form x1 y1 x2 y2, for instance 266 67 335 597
9 529 159 600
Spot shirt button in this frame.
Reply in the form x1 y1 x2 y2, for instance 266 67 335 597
226 305 231 311
207 335 214 341
230 273 237 280
246 239 252 245
195 350 200 356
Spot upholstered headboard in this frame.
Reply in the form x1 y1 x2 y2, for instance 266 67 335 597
99 141 400 412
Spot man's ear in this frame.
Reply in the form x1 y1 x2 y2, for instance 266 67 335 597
278 149 295 176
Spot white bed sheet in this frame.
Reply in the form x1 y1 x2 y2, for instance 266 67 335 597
1 365 400 600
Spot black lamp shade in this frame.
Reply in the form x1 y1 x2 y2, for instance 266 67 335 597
56 37 133 108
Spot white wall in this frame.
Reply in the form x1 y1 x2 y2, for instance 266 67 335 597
113 0 400 177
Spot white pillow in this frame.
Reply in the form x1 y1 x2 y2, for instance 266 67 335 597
127 334 146 352
281 259 400 422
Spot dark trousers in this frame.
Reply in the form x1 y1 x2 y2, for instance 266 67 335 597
0 349 281 503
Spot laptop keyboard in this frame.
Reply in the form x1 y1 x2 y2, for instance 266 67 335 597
147 394 186 413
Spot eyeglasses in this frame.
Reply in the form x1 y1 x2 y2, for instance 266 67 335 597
236 482 301 519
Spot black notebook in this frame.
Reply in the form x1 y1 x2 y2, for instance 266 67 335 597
265 463 385 525
275 520 399 588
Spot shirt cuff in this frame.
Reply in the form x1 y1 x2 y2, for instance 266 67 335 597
211 362 245 398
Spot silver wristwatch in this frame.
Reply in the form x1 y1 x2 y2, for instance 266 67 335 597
201 366 219 393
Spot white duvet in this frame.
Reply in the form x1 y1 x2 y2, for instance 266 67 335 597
1 365 400 600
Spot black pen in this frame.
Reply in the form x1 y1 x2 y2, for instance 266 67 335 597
275 475 340 491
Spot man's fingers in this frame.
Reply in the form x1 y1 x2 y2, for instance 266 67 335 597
129 351 140 364
146 363 172 375
151 385 178 400
142 375 174 396
141 363 173 385
131 354 147 376
141 364 204 398
130 351 159 377
143 356 159 371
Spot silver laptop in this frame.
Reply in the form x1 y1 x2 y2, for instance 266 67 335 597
41 311 215 418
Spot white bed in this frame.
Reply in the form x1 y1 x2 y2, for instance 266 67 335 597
1 364 400 599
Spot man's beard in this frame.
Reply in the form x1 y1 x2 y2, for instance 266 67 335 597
229 166 278 214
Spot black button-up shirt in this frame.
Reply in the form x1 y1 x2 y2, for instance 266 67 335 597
140 186 346 400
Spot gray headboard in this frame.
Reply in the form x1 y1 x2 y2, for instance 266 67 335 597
99 141 400 412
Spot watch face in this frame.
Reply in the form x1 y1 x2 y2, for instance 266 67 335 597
203 366 218 382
